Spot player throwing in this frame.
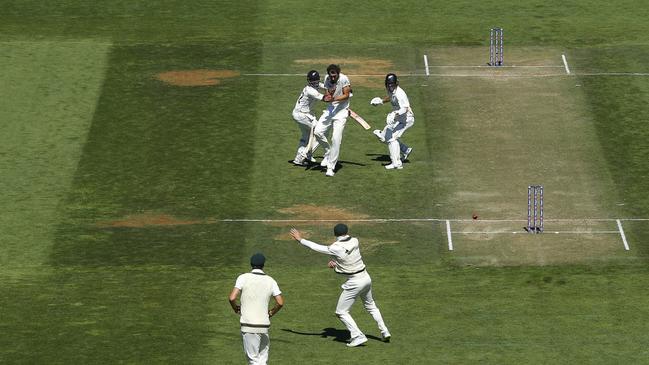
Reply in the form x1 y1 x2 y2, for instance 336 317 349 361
291 70 332 166
289 224 391 347
370 73 414 170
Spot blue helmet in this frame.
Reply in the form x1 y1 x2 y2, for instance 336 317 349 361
385 73 398 92
307 70 320 87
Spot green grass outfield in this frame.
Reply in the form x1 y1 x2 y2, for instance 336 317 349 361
3 1 649 363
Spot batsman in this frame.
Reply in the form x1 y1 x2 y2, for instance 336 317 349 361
291 70 333 166
371 73 415 170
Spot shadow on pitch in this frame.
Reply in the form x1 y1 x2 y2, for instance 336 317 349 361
282 328 382 343
366 153 411 164
366 153 391 162
281 328 349 343
286 159 366 173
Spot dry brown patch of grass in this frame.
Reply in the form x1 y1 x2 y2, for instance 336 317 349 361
98 212 202 228
277 204 369 221
294 58 396 88
155 69 239 86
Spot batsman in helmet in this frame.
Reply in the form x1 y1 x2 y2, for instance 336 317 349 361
291 70 332 166
370 73 415 170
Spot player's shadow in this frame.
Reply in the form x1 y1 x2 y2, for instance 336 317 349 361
367 153 411 164
284 159 365 173
366 153 391 162
282 328 382 343
282 328 349 343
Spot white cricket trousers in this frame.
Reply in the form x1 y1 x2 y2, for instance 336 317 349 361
335 270 389 339
241 332 270 365
380 118 414 166
314 108 347 170
292 111 319 161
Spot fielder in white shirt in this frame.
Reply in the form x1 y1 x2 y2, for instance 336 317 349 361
371 73 415 170
229 253 284 365
289 224 391 347
313 64 352 177
291 70 332 166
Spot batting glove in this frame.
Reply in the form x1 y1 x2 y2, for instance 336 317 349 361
386 112 396 126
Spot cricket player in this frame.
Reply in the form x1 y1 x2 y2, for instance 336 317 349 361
229 253 284 364
289 224 391 347
370 73 414 170
291 70 332 166
313 64 352 177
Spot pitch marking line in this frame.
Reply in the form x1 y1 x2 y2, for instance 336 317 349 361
562 54 571 74
423 55 430 76
616 219 630 251
446 220 453 251
425 65 564 68
242 72 649 78
220 218 649 223
453 231 620 234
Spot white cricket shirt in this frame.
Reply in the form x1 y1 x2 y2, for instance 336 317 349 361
299 235 366 275
234 269 282 333
324 72 351 115
293 84 325 114
389 86 414 123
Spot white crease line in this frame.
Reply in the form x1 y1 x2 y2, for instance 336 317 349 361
242 72 649 78
562 54 571 74
423 55 430 76
426 65 564 68
446 220 453 251
219 217 649 223
453 231 619 234
579 72 649 76
616 219 630 251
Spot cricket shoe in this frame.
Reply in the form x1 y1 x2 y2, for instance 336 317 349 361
402 147 413 160
346 335 368 347
381 331 391 343
292 158 307 166
373 129 385 143
384 163 403 170
325 168 335 177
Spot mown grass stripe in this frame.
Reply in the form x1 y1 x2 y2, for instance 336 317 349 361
0 41 110 268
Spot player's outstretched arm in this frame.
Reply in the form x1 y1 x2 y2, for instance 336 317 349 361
290 228 334 255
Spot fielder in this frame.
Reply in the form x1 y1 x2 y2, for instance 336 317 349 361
370 73 414 170
291 70 332 166
289 224 391 347
229 253 284 365
313 64 352 177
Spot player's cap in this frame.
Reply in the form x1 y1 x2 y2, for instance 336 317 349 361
333 223 348 237
250 253 266 268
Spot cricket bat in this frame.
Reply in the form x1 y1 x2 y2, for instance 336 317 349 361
348 109 371 130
